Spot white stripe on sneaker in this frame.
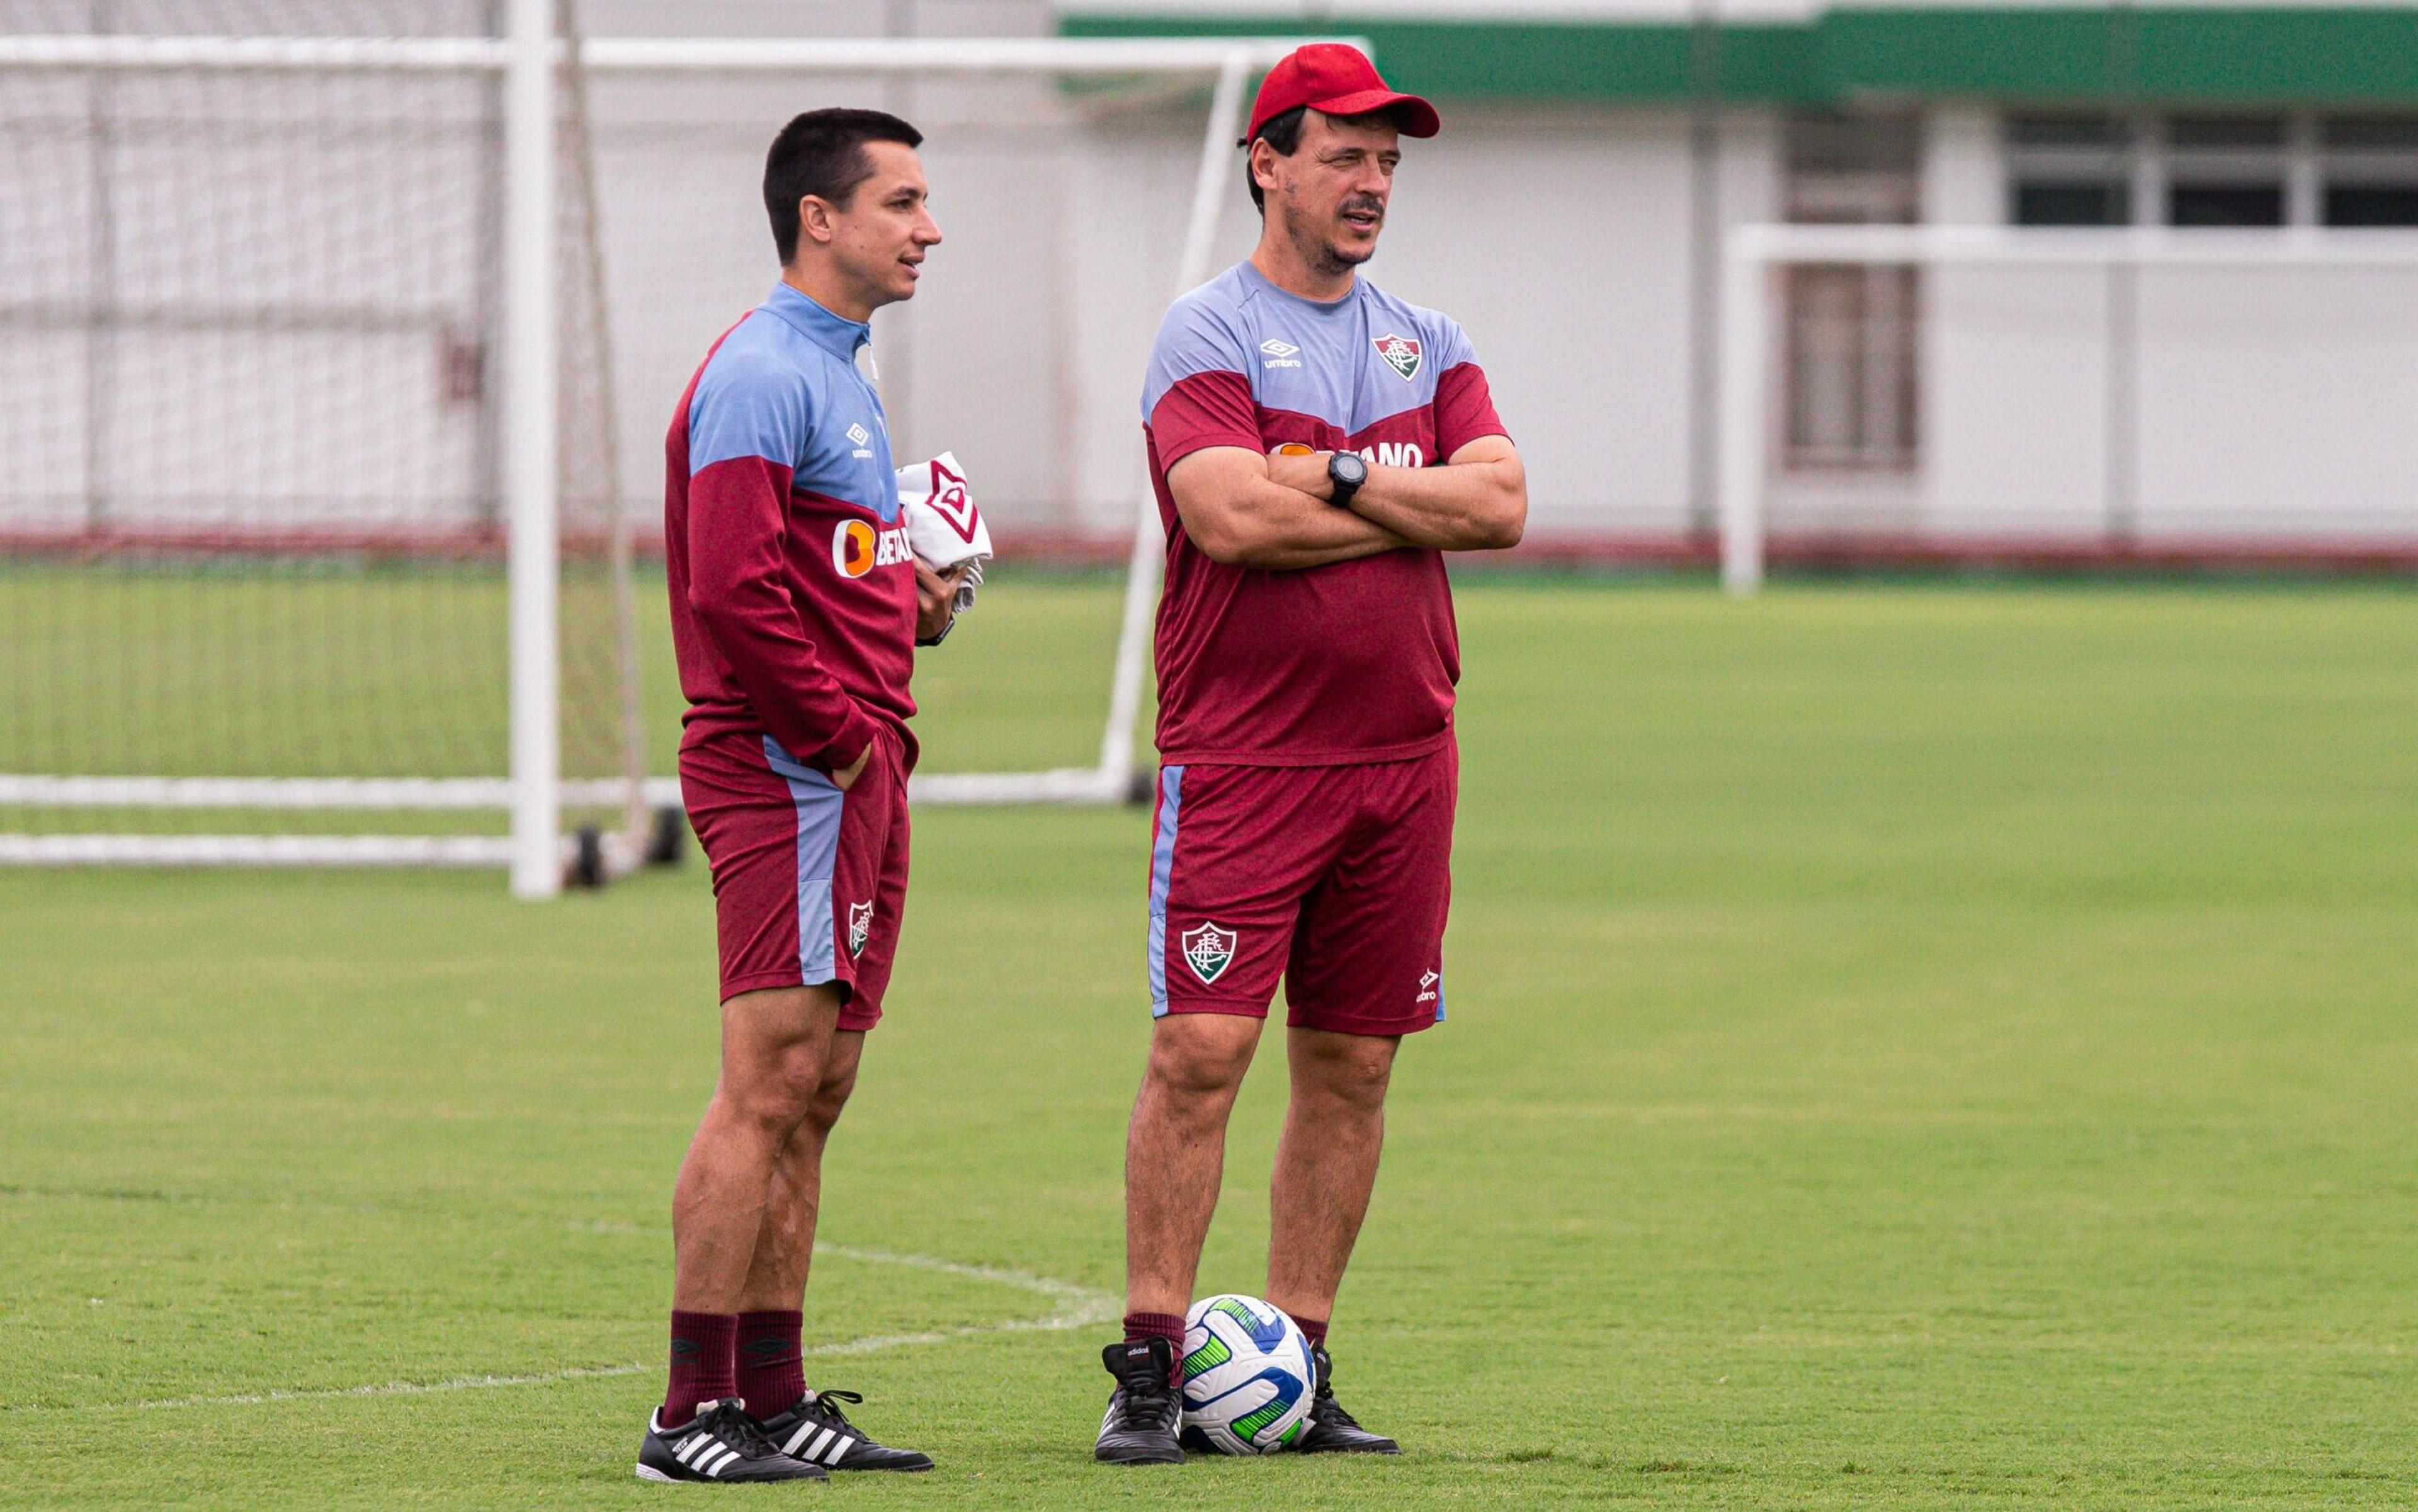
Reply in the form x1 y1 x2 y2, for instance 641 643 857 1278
780 1421 816 1457
822 1435 856 1465
802 1427 835 1462
701 1447 739 1478
675 1434 714 1466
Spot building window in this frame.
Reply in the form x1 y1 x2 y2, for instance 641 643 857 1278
2169 185 2285 225
2014 181 2130 226
2325 186 2418 226
2321 115 2418 226
1782 113 1921 472
2004 111 2418 228
2165 114 2287 226
2006 113 2130 226
2166 115 2284 151
1783 267 1919 470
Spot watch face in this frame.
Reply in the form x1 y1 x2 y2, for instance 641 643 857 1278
1332 452 1368 484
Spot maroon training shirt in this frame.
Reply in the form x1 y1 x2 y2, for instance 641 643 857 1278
666 283 918 775
1140 261 1509 766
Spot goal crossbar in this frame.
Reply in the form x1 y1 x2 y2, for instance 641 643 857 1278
0 22 1361 888
1718 223 2418 596
0 34 1325 76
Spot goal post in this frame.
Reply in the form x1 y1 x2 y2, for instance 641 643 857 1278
506 0 559 899
0 16 1343 894
1719 222 2418 594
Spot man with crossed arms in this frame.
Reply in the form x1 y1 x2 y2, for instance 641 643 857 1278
1095 44 1529 1465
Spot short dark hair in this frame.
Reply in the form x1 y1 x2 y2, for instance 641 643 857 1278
1246 106 1307 213
764 108 924 263
1246 105 1407 213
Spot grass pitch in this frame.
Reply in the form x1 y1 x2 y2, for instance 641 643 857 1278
3 578 2415 1508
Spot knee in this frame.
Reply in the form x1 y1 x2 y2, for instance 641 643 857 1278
722 1043 827 1139
1145 1028 1255 1106
1299 1044 1395 1114
800 1057 858 1139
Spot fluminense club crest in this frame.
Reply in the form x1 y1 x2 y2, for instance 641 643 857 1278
848 899 874 957
1371 333 1422 382
1181 922 1237 986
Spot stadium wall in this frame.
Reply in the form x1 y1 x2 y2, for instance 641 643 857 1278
404 0 2418 573
11 0 2418 564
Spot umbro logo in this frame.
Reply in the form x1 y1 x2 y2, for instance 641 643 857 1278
846 422 870 446
1417 969 1439 1005
1259 336 1302 370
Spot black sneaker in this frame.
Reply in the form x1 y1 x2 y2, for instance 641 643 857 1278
1094 1338 1184 1465
635 1398 829 1482
760 1389 934 1472
1293 1345 1399 1454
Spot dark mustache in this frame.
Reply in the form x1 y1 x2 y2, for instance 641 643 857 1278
1340 198 1385 217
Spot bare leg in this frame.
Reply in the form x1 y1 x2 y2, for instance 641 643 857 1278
1265 1027 1400 1325
735 1029 865 1311
669 986 844 1313
1123 1013 1263 1317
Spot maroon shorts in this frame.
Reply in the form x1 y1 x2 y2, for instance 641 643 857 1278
1146 741 1456 1037
679 727 911 1030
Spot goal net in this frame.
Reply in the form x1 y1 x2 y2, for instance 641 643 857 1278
0 5 1309 894
1719 222 2418 593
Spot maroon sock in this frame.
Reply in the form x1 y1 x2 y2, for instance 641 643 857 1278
1295 1314 1329 1350
663 1310 737 1427
735 1309 806 1419
1123 1310 1186 1347
1124 1311 1187 1385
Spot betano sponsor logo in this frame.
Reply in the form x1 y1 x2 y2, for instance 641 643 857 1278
831 518 912 579
1267 441 1426 467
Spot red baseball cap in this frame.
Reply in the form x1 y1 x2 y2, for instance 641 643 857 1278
1246 43 1439 144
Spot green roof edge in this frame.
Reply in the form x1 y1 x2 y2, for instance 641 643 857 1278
1058 8 2418 107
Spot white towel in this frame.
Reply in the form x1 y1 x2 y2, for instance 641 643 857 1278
896 452 992 611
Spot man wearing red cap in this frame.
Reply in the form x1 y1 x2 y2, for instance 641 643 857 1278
1095 43 1528 1465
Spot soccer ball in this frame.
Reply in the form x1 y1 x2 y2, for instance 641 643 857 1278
1178 1295 1316 1455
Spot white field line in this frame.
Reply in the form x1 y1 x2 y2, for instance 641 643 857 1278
6 1244 1116 1416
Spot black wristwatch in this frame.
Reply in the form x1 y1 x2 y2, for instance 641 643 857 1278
1326 450 1368 507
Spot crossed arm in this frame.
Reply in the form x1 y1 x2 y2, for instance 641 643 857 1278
1166 435 1526 571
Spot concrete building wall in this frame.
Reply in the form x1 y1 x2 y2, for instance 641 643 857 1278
1920 263 2418 542
9 0 2417 548
1909 99 2418 543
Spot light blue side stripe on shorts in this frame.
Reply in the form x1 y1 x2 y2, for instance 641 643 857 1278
763 736 844 987
1146 765 1184 1017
